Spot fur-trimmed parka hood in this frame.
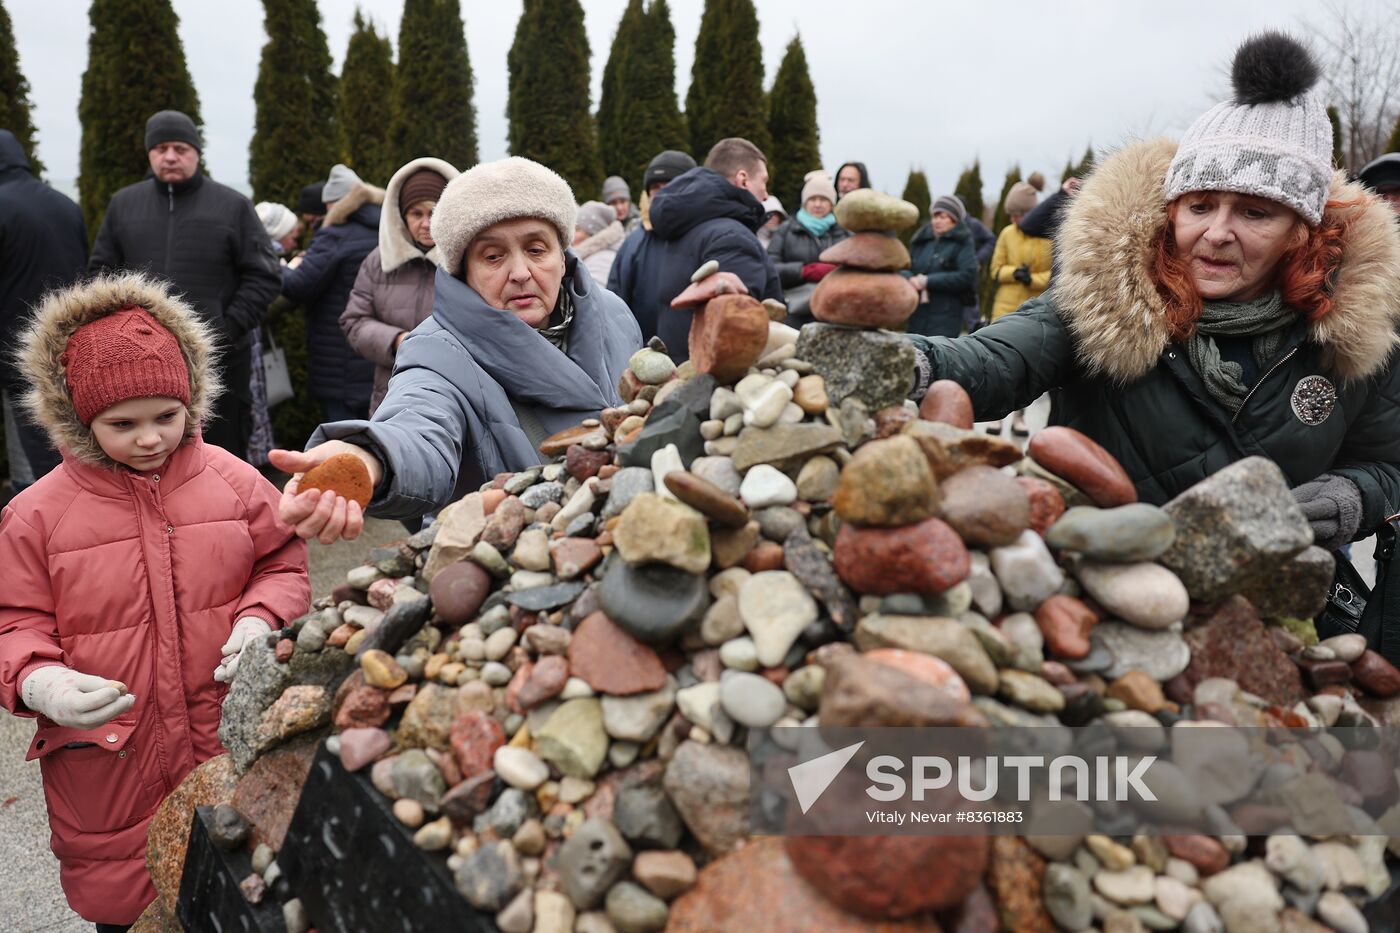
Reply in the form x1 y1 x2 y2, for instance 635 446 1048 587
324 181 386 229
381 157 459 273
573 220 625 260
16 273 220 470
1055 138 1400 384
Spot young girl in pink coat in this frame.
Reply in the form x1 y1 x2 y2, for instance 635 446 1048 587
0 274 311 929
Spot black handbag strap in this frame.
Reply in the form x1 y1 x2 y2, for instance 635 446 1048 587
1359 517 1400 665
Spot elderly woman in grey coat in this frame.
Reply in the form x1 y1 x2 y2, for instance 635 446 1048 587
270 157 643 540
340 157 459 414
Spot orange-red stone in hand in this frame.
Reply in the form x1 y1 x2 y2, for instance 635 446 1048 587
687 294 769 384
299 453 373 508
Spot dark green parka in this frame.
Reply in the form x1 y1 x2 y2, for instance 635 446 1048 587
905 220 978 338
909 140 1400 536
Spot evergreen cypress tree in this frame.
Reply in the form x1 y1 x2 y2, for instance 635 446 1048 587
1073 144 1095 178
392 0 477 170
507 0 600 199
766 35 820 213
0 0 43 174
1388 114 1400 155
597 0 643 181
249 0 339 206
1325 106 1344 167
79 0 203 233
991 164 1022 235
597 0 689 195
953 160 984 222
686 0 769 160
899 169 930 246
339 10 396 184
632 0 688 182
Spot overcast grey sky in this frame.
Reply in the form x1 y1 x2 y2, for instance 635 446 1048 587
5 0 1382 207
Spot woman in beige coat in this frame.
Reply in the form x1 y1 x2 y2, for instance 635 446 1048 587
340 157 459 414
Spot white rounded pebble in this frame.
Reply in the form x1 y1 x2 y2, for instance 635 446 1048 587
719 671 787 728
738 570 818 666
742 381 793 428
719 636 760 671
481 661 513 686
560 677 595 699
739 464 797 508
651 444 684 500
494 746 550 790
485 627 519 661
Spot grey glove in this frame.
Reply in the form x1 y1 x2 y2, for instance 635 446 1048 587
1291 474 1364 551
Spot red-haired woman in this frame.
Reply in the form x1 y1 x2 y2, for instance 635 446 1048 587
909 32 1400 552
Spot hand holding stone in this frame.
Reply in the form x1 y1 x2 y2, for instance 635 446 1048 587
21 666 136 729
268 441 380 543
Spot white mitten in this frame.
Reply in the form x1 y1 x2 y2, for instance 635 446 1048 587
214 617 273 684
21 666 135 729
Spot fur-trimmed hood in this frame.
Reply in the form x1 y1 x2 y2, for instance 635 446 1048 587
16 273 220 470
324 181 386 229
573 220 625 260
1055 138 1400 384
381 157 459 273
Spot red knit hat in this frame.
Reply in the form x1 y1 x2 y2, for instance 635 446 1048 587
60 306 190 425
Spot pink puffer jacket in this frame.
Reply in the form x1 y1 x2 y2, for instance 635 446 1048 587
0 274 310 924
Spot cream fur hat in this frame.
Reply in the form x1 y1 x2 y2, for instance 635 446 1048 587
431 156 578 275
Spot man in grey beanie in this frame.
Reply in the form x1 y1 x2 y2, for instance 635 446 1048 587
602 175 640 232
89 110 282 460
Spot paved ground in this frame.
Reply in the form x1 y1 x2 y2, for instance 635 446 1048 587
0 401 1379 928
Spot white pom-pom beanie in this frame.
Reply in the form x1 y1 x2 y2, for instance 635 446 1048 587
430 157 578 275
1163 32 1332 225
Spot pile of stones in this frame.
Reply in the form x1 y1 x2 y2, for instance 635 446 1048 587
157 223 1400 933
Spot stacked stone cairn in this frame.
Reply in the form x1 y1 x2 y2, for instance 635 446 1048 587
143 262 1400 933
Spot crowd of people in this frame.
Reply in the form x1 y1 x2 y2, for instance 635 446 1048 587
4 28 1400 931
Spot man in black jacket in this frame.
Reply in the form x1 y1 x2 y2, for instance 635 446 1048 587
0 130 87 493
608 137 781 361
89 110 282 460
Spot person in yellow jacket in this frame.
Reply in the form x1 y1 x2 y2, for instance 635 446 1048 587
987 175 1053 435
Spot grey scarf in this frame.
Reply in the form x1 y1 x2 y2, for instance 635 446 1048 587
1184 291 1296 414
508 284 577 450
538 287 575 354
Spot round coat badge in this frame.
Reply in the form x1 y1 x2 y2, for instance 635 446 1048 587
1290 375 1337 426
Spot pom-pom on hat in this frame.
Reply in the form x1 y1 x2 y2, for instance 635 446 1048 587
1164 31 1332 225
430 157 578 276
60 307 191 425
